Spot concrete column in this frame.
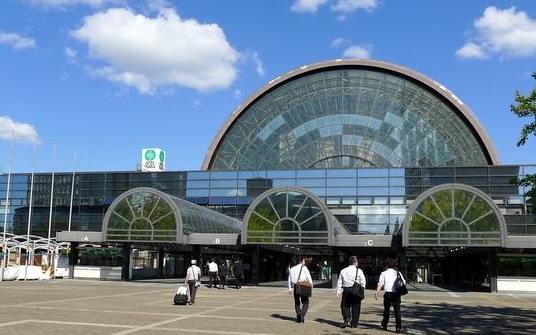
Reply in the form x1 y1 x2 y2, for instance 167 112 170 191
121 243 131 281
252 246 259 286
331 248 339 289
489 248 498 293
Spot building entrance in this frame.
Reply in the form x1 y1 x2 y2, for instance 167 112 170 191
405 247 495 291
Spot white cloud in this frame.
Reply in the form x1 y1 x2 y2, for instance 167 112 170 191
0 32 36 50
330 37 345 47
65 47 77 63
0 116 40 144
291 0 329 13
342 45 372 59
457 6 536 59
291 0 379 15
234 89 242 99
250 52 265 77
71 8 240 94
146 0 173 12
455 42 488 60
24 0 122 8
331 0 379 14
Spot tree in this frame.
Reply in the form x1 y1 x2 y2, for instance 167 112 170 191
510 72 536 209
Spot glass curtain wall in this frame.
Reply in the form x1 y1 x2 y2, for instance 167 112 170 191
1 165 534 243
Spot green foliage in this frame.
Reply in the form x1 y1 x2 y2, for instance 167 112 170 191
510 72 536 147
247 207 276 243
510 72 536 205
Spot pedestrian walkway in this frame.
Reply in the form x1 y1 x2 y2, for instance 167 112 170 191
0 279 534 334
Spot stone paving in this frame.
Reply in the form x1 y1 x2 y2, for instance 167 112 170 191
0 279 535 334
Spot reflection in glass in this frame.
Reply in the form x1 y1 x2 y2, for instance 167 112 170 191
409 186 501 246
246 189 329 244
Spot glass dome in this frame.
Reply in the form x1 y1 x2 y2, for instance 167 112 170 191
103 187 242 243
204 59 499 170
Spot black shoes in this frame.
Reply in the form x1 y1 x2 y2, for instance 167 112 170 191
382 325 401 332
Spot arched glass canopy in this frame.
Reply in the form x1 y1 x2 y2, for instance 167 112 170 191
403 184 506 247
204 59 499 170
242 187 347 245
103 187 242 243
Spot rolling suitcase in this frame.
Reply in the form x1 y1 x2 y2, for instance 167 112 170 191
173 285 189 305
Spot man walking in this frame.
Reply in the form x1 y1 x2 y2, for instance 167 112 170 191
233 260 244 289
208 259 218 288
185 259 201 305
337 256 366 328
287 256 313 323
375 259 406 333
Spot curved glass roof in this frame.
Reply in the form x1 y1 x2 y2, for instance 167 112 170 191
204 59 499 170
403 184 506 247
242 186 347 245
103 187 242 243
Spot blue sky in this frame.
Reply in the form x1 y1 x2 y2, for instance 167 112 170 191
1 0 535 174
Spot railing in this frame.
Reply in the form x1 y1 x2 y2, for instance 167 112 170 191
247 230 328 244
106 229 177 242
408 231 502 246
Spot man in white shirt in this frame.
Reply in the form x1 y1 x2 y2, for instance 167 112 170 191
208 260 218 288
185 259 202 305
374 259 406 333
336 256 366 328
287 256 313 323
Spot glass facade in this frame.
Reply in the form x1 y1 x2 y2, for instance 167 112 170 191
407 185 503 246
1 165 533 245
103 187 242 243
206 61 498 170
244 187 332 245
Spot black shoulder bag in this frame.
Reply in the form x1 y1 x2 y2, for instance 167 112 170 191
349 267 365 300
394 271 408 296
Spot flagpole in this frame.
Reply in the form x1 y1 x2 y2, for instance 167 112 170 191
47 143 56 271
24 137 37 280
1 130 15 282
68 149 77 231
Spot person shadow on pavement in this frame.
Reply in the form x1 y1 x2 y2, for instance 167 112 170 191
270 313 299 322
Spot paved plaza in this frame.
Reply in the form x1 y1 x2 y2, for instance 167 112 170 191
0 279 535 335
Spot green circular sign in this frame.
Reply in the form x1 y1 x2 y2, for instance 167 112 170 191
159 151 165 162
144 150 156 161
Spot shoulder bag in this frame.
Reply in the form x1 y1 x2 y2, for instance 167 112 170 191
194 267 201 287
295 265 312 297
394 271 408 296
349 267 365 300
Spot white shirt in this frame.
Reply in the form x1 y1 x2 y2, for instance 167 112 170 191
208 261 218 272
336 265 366 294
378 268 406 292
287 263 313 291
185 265 201 281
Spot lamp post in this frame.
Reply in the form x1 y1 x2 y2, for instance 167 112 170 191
1 130 14 282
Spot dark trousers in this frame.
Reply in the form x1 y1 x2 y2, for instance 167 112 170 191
187 280 198 303
382 292 402 329
219 276 227 287
235 275 243 288
208 272 218 287
293 289 309 320
341 288 362 327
